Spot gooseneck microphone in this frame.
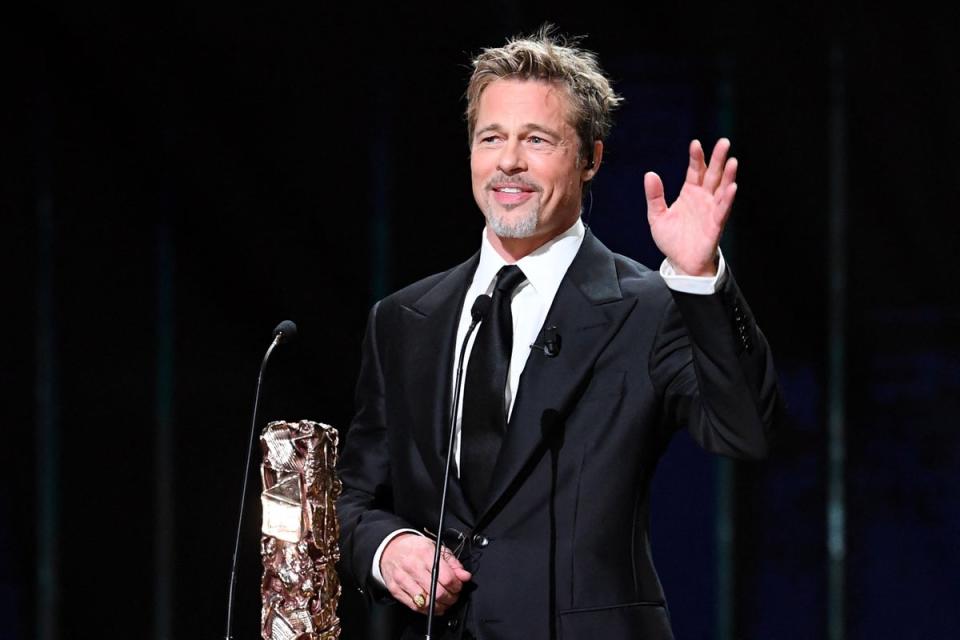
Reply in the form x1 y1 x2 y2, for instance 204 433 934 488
273 319 298 344
425 295 490 639
224 320 298 640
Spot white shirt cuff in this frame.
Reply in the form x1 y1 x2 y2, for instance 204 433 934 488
371 528 422 587
660 249 727 295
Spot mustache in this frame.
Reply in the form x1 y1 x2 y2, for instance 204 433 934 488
485 174 542 192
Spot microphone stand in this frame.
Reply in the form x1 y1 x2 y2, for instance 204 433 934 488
425 297 488 639
224 323 294 640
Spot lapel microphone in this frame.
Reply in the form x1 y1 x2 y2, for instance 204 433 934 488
425 294 490 638
531 325 562 358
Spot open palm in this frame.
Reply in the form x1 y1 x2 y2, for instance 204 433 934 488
645 138 738 276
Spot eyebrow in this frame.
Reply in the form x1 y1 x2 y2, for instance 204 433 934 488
474 123 565 140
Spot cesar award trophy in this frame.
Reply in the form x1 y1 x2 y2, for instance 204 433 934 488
259 420 342 640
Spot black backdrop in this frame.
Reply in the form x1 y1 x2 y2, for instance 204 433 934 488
3 3 959 639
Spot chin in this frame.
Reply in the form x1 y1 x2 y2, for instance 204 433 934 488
486 205 540 239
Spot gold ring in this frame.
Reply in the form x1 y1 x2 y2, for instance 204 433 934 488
413 593 427 608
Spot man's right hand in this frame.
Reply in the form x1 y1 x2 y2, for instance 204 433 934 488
379 533 472 616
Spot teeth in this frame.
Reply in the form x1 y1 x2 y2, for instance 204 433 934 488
498 187 522 193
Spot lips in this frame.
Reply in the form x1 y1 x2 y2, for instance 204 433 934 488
491 183 537 206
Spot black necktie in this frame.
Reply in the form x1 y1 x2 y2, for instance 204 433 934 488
461 264 527 512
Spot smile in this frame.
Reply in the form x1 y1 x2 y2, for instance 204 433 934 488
492 187 536 205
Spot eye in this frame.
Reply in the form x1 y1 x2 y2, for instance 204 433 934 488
528 136 544 144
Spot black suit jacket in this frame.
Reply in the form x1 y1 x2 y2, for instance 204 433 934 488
337 230 783 640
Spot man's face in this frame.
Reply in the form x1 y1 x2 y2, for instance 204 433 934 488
470 79 592 244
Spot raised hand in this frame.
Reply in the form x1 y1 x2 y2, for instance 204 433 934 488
379 533 472 616
644 138 738 276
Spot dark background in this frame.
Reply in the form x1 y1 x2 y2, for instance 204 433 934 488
3 2 959 639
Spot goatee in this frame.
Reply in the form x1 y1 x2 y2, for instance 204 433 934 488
484 203 539 238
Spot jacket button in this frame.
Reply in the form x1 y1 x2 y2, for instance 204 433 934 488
472 533 488 547
448 617 459 629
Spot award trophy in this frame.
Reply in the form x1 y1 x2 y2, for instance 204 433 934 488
259 420 341 640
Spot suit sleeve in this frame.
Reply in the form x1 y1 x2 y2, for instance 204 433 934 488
336 301 414 593
649 268 785 459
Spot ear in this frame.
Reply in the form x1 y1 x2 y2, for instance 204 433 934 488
582 140 604 182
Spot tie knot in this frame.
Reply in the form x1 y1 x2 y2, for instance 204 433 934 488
495 265 526 294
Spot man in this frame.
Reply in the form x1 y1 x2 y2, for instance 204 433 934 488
337 28 782 640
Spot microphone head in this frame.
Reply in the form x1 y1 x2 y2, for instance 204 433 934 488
273 320 298 344
471 295 492 322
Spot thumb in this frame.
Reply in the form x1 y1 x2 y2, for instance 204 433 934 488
443 552 472 579
644 172 667 219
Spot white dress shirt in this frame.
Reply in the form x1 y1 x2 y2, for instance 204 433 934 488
371 217 727 585
450 218 586 473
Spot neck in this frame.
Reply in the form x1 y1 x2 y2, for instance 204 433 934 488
485 214 582 263
485 228 550 263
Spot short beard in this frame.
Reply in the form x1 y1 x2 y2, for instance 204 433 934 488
484 202 540 238
480 173 543 238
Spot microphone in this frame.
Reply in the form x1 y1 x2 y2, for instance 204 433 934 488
425 295 489 638
531 326 561 358
470 294 491 324
224 320 297 640
273 319 298 344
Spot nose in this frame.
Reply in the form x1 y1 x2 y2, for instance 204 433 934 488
497 138 526 174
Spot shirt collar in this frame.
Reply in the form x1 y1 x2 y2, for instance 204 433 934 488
472 218 585 299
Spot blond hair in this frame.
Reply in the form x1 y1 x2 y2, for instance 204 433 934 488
465 25 623 162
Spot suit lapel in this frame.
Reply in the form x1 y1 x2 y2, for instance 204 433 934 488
477 232 637 522
399 253 479 524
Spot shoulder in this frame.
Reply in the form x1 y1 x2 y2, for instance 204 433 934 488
381 269 454 306
581 231 671 304
616 255 675 317
370 252 479 320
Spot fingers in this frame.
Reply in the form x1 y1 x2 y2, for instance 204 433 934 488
436 555 471 596
391 569 432 611
392 564 455 615
716 182 738 225
440 546 472 579
380 534 470 616
380 535 436 613
702 138 731 192
686 138 736 200
644 171 667 219
650 139 734 212
718 155 737 192
685 139 706 185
